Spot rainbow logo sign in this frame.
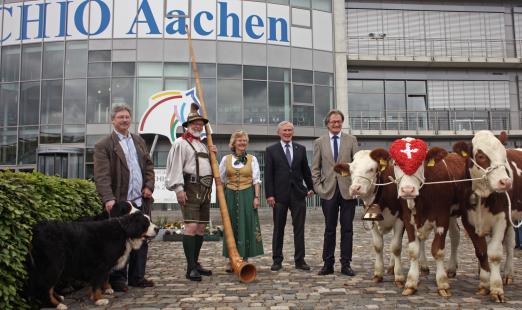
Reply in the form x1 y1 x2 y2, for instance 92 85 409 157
138 88 206 144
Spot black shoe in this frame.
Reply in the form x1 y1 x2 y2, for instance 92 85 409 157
196 263 212 276
110 282 128 292
270 263 282 271
186 269 202 281
341 265 355 276
295 261 311 271
317 265 334 275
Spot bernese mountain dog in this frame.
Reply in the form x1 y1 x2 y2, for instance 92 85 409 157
26 210 158 309
77 201 139 222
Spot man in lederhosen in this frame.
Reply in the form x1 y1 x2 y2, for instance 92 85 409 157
165 103 217 281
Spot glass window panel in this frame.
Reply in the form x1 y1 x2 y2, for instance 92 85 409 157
348 93 384 112
112 78 135 107
65 41 88 78
63 125 85 143
269 82 290 124
20 82 40 125
138 62 163 77
386 93 406 111
88 50 111 62
21 44 42 81
40 125 61 144
165 79 188 90
217 79 242 124
88 63 111 77
348 80 363 93
197 63 216 78
68 153 84 178
1 46 20 82
244 80 267 124
164 63 189 77
0 83 19 127
18 126 38 165
362 80 384 93
407 81 426 94
137 78 163 119
218 64 242 79
86 135 105 147
244 66 267 80
112 62 135 77
269 0 289 4
407 95 427 111
312 0 331 11
41 80 63 125
0 127 17 165
63 79 86 124
269 67 290 82
292 69 313 84
43 42 64 79
315 72 333 86
192 78 217 124
87 78 111 123
385 81 405 93
293 85 312 103
86 148 94 162
315 86 333 127
291 0 310 8
293 105 314 126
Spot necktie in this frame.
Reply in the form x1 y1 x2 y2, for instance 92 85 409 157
285 144 292 166
333 135 339 162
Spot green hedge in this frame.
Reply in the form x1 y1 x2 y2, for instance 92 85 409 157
0 171 102 309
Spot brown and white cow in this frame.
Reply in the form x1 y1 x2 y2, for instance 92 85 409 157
453 130 520 302
335 149 405 287
391 146 466 296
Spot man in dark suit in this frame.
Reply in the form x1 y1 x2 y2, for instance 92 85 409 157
265 121 314 272
94 104 155 291
312 110 358 276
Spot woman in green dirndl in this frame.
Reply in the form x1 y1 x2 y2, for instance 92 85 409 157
219 130 264 271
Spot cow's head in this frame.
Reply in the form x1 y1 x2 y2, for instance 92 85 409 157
389 138 428 201
337 149 389 201
454 130 512 197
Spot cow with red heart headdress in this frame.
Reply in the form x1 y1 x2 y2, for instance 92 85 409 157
389 137 428 199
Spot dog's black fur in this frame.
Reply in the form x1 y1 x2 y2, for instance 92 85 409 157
77 201 136 222
26 212 154 308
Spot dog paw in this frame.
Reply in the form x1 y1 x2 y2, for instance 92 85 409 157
104 288 114 295
95 299 110 306
56 303 68 310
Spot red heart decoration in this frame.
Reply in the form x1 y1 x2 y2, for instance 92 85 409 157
389 138 428 175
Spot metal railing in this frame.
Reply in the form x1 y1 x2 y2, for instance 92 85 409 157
347 37 522 58
348 110 511 133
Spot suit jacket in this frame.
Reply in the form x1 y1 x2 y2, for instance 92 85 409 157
94 132 155 215
311 132 358 200
264 141 314 205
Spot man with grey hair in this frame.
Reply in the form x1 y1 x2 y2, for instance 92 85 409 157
94 103 155 291
265 121 314 272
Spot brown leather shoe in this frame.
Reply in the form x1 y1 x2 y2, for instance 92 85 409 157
128 278 154 287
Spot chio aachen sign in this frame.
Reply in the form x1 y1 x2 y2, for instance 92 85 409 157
0 0 333 50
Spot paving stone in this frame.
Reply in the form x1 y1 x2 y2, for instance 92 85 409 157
61 208 522 309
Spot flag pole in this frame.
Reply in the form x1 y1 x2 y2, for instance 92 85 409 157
185 25 256 283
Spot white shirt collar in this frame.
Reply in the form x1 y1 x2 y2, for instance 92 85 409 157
114 129 130 140
329 131 342 139
280 140 293 148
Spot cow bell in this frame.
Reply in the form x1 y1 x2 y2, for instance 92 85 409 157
362 203 384 221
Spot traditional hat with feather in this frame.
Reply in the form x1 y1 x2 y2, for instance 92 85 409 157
182 103 209 128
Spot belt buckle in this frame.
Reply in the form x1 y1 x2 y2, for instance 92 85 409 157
190 175 197 183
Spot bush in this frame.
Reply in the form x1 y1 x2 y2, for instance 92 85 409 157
0 171 102 309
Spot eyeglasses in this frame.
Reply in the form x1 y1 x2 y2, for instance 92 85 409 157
328 120 342 124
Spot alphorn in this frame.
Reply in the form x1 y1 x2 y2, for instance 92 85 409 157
186 25 257 283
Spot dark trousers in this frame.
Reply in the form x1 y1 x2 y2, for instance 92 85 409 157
321 185 357 267
109 241 149 285
272 196 306 264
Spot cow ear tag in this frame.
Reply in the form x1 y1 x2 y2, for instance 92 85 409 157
427 159 435 167
379 159 387 172
461 151 468 157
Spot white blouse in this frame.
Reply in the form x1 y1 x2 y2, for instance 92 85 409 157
219 154 261 185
